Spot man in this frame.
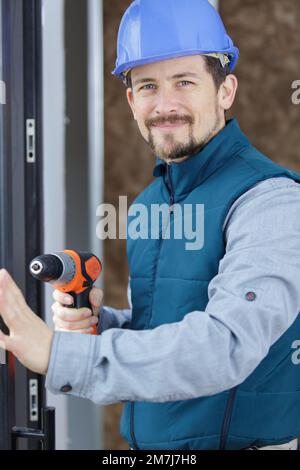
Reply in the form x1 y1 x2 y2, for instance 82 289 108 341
1 0 300 450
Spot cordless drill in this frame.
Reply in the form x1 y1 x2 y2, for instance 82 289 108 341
29 250 102 335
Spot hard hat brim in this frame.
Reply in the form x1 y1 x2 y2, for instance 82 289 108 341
112 47 239 79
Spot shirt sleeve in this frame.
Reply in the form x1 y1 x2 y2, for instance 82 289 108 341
45 177 300 405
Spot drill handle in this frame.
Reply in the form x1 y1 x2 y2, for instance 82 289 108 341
68 287 97 335
69 287 92 310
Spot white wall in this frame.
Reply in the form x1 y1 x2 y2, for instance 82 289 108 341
42 0 68 450
42 0 103 450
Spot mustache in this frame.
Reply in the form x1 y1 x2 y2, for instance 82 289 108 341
145 115 194 128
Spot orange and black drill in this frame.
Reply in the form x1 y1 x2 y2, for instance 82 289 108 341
29 250 102 335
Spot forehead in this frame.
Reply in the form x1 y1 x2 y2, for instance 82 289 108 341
131 55 206 82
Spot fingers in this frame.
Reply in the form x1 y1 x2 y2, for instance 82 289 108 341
0 269 26 307
53 314 98 331
53 287 103 316
52 302 91 321
0 269 27 328
51 287 102 333
52 290 74 306
0 270 54 375
52 303 98 331
89 287 103 317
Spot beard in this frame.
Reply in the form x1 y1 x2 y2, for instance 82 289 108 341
144 108 223 162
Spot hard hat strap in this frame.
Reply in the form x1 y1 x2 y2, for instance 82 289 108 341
202 53 230 68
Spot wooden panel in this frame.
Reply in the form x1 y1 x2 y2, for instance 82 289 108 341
221 0 300 170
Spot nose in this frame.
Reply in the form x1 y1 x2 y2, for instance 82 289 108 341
153 86 178 115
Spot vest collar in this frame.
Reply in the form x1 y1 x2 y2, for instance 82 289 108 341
152 119 250 199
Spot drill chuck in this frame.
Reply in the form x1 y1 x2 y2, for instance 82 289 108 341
29 254 64 283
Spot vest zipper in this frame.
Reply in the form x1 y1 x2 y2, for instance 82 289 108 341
219 387 237 450
130 403 139 450
129 162 175 450
166 162 175 210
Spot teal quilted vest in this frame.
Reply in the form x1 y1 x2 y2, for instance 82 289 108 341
120 119 300 450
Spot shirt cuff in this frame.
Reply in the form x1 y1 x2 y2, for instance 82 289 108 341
98 306 117 333
45 331 100 398
98 305 132 334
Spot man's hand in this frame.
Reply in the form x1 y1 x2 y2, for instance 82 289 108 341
0 269 54 375
52 287 103 333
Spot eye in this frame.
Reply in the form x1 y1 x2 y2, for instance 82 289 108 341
179 80 193 87
140 84 156 91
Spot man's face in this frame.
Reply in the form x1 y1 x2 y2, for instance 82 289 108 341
126 55 236 163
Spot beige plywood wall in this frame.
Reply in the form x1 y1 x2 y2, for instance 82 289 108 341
221 0 300 171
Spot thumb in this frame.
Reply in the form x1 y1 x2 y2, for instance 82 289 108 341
89 287 103 317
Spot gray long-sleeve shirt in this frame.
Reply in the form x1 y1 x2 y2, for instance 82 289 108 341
45 177 300 404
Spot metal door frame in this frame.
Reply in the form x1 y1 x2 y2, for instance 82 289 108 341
0 0 45 450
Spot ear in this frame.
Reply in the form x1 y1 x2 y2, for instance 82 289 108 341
219 74 238 112
126 88 137 120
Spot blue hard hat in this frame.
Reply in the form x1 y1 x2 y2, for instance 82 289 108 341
112 0 239 79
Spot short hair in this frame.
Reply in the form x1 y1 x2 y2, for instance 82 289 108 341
124 56 230 91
